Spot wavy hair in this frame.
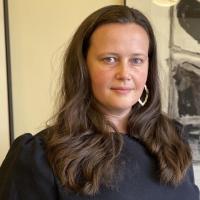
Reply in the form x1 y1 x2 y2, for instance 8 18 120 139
45 5 192 196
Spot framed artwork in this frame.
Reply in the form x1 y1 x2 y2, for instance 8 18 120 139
168 0 200 186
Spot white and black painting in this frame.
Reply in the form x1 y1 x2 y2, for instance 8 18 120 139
169 0 200 165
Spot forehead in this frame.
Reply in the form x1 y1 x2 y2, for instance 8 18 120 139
89 23 149 53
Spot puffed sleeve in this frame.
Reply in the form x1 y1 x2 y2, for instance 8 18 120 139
0 132 58 200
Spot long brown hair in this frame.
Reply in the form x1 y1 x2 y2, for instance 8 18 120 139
45 5 192 196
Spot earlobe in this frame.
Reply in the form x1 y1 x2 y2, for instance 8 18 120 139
138 85 149 106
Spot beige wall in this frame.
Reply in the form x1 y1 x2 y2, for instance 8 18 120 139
8 0 123 138
0 0 10 165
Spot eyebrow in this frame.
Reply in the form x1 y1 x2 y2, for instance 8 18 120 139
130 53 148 57
97 52 148 57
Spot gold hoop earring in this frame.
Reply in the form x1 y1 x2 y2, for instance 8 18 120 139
138 85 149 106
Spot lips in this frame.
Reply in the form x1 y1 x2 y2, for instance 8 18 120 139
111 87 133 94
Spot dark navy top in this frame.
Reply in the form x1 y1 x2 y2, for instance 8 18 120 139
0 130 199 200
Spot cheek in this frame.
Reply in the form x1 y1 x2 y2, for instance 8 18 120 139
134 68 148 89
90 69 112 92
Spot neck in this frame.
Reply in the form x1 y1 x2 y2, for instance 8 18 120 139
106 112 129 134
97 105 130 134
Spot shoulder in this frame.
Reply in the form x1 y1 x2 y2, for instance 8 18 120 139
0 129 51 177
172 120 198 184
0 129 57 199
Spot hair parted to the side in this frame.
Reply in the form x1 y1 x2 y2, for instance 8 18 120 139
45 5 192 196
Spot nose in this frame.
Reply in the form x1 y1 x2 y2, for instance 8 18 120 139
115 61 131 81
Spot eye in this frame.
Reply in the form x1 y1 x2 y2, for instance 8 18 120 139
130 58 144 65
103 57 117 64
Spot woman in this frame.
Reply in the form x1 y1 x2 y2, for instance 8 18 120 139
0 5 199 200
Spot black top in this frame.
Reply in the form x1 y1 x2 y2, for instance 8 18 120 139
0 129 199 200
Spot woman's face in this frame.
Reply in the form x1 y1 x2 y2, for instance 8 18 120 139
86 23 149 115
